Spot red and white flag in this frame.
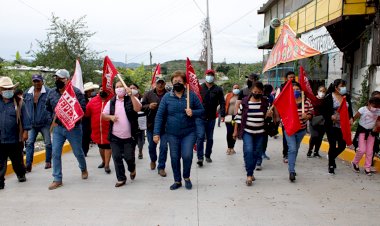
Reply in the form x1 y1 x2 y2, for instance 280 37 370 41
186 58 202 102
299 66 320 106
102 56 118 95
54 81 84 131
71 59 84 94
151 64 161 89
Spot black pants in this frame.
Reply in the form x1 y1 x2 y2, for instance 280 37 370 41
110 135 136 181
0 143 26 185
308 124 325 154
372 136 379 166
225 123 236 149
82 119 91 156
326 127 346 167
282 125 288 158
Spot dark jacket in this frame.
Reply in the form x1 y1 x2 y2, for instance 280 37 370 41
46 86 86 127
0 97 31 143
200 83 225 120
154 90 204 137
141 88 167 131
322 93 353 128
24 85 52 127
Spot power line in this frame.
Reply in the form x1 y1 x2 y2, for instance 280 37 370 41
18 0 49 19
192 0 206 16
215 6 259 35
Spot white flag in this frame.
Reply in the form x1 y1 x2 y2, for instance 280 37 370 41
72 59 84 94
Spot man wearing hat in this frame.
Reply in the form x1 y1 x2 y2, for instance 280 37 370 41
24 74 52 172
141 77 169 177
46 69 88 190
196 69 225 165
82 82 99 157
0 76 31 189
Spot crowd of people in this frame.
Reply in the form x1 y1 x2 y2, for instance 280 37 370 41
0 68 379 190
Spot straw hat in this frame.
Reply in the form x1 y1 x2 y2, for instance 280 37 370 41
84 82 99 92
0 76 19 88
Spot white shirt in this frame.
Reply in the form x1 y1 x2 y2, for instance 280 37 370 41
358 106 380 130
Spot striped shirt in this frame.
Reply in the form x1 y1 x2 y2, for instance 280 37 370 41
298 99 314 129
235 101 265 134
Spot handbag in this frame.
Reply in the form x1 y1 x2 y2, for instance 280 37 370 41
224 115 233 123
264 117 279 137
311 115 325 127
137 112 147 130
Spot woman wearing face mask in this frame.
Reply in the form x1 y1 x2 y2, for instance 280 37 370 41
224 84 240 155
233 81 272 186
323 79 353 174
129 83 146 159
307 85 327 158
153 71 204 190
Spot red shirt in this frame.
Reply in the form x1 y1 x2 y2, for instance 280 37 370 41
85 95 111 144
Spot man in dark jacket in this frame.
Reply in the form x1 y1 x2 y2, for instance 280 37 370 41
141 77 168 177
24 74 52 172
46 69 88 190
196 69 225 165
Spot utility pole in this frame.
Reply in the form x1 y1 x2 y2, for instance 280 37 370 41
206 0 213 70
150 52 153 74
125 54 128 70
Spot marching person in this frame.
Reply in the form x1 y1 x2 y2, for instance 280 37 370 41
224 84 240 155
196 69 225 165
129 84 146 161
85 86 112 174
46 69 88 190
102 81 142 187
0 77 31 189
24 74 52 172
82 82 99 157
141 77 169 177
153 71 204 190
234 73 259 115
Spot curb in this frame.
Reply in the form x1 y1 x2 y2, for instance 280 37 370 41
6 143 72 176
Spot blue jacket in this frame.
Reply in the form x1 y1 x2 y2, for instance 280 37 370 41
0 97 32 143
46 86 86 127
24 85 52 127
154 90 204 137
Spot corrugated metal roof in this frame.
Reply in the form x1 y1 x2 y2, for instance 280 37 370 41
257 0 277 14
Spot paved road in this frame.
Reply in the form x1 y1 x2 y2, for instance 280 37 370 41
1 125 380 226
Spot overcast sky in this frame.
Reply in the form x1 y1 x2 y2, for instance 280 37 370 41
0 0 267 65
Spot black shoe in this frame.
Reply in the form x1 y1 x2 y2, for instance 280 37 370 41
26 165 32 173
328 166 335 174
352 162 360 173
105 167 111 174
170 182 182 190
289 172 296 182
313 153 321 158
98 163 105 168
0 183 4 189
18 175 27 182
184 179 192 190
205 157 212 163
307 151 312 158
197 159 203 167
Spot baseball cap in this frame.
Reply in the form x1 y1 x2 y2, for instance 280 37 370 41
245 73 259 81
156 77 165 83
32 74 43 81
205 69 215 75
55 69 70 79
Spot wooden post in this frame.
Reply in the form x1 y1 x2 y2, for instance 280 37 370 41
301 91 305 113
116 74 129 90
187 84 190 109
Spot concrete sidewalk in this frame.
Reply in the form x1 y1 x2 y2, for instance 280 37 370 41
1 125 380 226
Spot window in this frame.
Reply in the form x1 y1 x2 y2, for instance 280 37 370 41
284 0 293 17
278 0 284 19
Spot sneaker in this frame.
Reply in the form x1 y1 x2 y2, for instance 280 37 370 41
184 179 192 190
263 153 270 160
170 182 182 190
48 181 63 190
313 153 321 158
256 165 262 171
197 159 203 167
206 157 212 163
98 163 105 168
26 165 32 173
328 166 335 175
81 170 88 179
158 169 167 177
44 162 52 169
307 151 312 158
365 169 372 176
352 162 360 173
150 161 156 170
289 172 296 182
370 167 377 173
18 175 27 182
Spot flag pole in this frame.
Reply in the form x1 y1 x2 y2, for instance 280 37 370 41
187 84 190 109
116 73 129 90
301 91 305 113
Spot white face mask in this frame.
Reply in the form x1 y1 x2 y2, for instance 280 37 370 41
317 91 325 98
205 75 214 83
232 89 240 95
131 89 139 96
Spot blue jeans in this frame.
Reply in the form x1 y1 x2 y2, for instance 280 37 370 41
196 119 216 160
284 129 307 173
256 134 268 166
146 130 168 170
167 132 196 182
243 132 265 176
25 125 52 166
52 125 87 182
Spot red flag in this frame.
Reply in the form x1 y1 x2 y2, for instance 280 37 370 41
55 81 84 131
186 58 202 102
151 64 161 89
102 56 118 95
337 97 352 146
273 80 301 136
299 66 319 106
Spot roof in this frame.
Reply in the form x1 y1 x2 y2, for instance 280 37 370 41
257 0 277 14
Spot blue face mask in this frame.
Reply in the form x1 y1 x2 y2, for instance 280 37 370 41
205 75 214 83
2 90 14 99
339 87 347 95
232 89 240 95
294 90 301 98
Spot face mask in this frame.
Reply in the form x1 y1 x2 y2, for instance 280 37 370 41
252 93 262 99
173 83 185 92
339 87 347 95
317 91 325 98
2 90 14 99
247 80 253 88
131 89 139 96
91 91 97 97
205 75 214 83
55 80 65 89
115 87 126 97
99 91 108 99
294 90 301 98
232 89 240 95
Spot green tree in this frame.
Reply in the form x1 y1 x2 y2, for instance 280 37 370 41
118 65 152 94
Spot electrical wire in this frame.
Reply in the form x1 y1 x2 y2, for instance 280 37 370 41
192 0 206 16
18 0 49 19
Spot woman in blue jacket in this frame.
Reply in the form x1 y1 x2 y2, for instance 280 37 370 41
153 70 204 190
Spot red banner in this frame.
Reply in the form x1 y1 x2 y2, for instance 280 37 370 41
299 66 319 106
338 97 352 146
55 81 84 131
186 58 202 102
102 56 118 95
263 24 320 72
273 80 301 136
151 64 161 89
